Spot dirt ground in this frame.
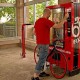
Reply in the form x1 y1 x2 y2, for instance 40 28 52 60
0 47 80 80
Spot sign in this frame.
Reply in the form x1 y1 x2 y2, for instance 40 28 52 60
72 17 80 44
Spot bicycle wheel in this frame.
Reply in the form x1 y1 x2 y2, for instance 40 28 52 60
34 46 39 64
49 50 67 79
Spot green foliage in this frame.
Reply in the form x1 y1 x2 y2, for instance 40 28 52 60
29 2 46 24
29 5 34 24
0 0 16 25
28 0 57 24
0 7 15 19
48 0 55 5
36 2 46 20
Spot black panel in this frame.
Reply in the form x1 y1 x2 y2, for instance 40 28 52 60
74 48 78 55
68 69 80 76
73 55 78 69
52 52 60 61
73 3 79 69
67 12 71 37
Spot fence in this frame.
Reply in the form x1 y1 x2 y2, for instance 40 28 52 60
0 24 16 38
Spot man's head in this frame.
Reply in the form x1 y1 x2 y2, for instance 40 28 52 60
43 8 51 19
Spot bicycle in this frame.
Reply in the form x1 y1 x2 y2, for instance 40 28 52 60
34 40 67 79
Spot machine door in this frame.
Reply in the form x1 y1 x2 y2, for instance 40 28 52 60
50 8 65 48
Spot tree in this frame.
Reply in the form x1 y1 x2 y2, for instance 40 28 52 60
28 0 57 24
0 0 16 24
29 5 34 24
36 2 46 20
0 7 15 19
28 2 46 24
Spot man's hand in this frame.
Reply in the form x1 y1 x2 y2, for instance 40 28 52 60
53 12 69 28
64 12 69 19
33 28 36 35
53 18 60 23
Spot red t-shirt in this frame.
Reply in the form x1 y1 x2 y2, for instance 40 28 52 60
34 18 54 44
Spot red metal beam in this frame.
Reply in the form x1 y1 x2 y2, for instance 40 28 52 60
21 24 31 58
22 24 26 58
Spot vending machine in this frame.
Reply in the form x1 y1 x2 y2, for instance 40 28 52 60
47 2 80 76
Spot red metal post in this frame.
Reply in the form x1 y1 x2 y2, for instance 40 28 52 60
22 24 26 58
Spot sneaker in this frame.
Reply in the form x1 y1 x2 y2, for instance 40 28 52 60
39 72 50 77
31 77 40 80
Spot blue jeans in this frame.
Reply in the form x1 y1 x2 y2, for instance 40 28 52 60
35 44 49 74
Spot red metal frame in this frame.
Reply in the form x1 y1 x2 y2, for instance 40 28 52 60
22 24 32 58
22 24 26 58
47 2 80 74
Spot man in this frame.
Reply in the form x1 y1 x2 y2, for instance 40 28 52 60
32 8 69 80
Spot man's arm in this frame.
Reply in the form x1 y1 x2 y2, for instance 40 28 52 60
33 28 36 35
53 13 69 28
